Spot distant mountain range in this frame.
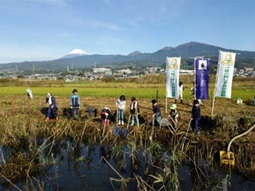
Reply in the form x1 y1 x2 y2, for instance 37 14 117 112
0 42 254 72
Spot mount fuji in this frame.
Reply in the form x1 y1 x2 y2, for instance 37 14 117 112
62 49 89 58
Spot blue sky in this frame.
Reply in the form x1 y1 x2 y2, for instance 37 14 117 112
0 0 254 64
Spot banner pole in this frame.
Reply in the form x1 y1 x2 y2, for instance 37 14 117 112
165 57 168 114
165 96 168 114
211 51 221 117
211 91 216 117
194 57 196 101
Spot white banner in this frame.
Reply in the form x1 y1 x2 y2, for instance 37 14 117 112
215 51 236 98
166 57 181 98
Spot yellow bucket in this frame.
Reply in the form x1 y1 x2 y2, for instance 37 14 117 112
220 151 235 166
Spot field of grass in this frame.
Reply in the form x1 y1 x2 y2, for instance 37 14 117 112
0 75 255 190
0 76 254 100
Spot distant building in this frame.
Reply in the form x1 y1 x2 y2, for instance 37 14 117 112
116 68 132 74
244 67 254 73
93 67 112 75
146 67 162 73
180 69 194 75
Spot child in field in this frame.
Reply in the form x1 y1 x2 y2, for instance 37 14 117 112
101 107 111 125
116 95 126 125
169 103 179 128
70 89 80 119
175 82 184 104
45 93 58 121
191 100 201 134
151 99 161 127
130 97 139 126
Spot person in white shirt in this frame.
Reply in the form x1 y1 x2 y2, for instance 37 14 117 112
176 82 184 104
116 95 126 125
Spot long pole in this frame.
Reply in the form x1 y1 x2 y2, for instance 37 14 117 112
194 58 196 100
211 51 221 117
211 92 216 117
165 96 168 114
165 58 168 114
181 119 192 152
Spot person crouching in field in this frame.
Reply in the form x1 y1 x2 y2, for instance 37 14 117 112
26 88 33 99
45 93 58 121
169 103 179 129
116 95 126 125
130 97 139 126
70 89 80 119
191 100 201 135
101 107 111 125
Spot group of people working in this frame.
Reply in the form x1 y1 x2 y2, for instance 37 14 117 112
44 87 202 134
105 94 201 135
45 89 80 121
151 99 201 134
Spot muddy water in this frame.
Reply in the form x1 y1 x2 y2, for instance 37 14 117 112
1 141 255 191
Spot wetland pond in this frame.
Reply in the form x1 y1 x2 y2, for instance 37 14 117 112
1 138 255 191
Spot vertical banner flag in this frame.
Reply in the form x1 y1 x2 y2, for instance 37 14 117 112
215 51 236 98
166 57 181 98
195 58 210 99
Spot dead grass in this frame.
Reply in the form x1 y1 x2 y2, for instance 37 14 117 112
0 80 255 189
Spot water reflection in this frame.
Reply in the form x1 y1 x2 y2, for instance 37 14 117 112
1 140 255 190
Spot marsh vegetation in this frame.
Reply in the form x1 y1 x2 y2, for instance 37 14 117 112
0 76 255 190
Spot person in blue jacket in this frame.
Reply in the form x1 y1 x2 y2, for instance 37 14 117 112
45 93 58 121
70 89 80 119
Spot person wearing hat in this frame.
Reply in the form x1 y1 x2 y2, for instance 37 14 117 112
169 103 179 128
151 99 161 127
70 89 80 119
45 93 58 121
191 99 201 134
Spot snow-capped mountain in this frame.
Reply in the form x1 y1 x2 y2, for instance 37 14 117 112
62 49 89 58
